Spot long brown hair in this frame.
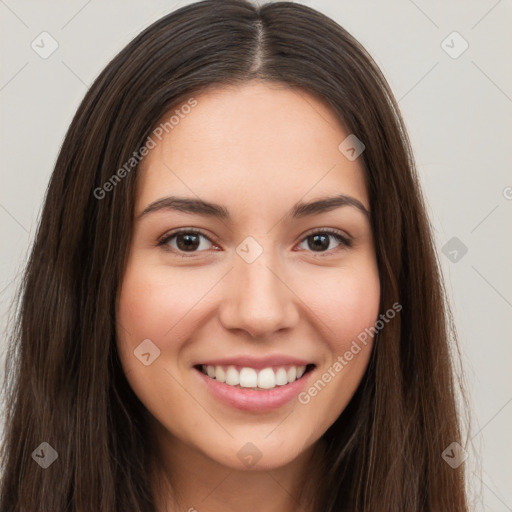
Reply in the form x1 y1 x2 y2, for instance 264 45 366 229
0 1 469 510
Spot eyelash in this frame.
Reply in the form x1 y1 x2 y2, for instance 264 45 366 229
156 228 352 258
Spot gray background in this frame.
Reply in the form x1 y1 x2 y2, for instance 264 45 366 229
1 0 511 509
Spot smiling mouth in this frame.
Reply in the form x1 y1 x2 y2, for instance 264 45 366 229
194 363 316 391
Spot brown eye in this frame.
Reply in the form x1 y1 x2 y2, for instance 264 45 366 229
175 232 201 251
298 230 352 253
158 230 214 255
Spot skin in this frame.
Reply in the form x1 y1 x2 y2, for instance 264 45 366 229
116 81 381 512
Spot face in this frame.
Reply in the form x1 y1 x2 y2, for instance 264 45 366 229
116 81 380 472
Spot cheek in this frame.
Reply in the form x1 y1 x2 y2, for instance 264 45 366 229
116 261 208 352
296 261 380 406
330 279 380 354
115 263 201 428
294 262 380 429
307 259 381 355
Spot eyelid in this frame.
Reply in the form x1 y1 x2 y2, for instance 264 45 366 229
300 226 352 244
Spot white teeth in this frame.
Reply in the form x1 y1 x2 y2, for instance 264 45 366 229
287 366 297 382
275 368 288 386
200 364 310 389
215 365 226 383
257 367 276 389
239 368 258 388
225 366 240 386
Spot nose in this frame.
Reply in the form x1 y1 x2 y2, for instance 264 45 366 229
218 247 300 339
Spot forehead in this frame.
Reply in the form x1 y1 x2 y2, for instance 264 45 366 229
136 81 369 214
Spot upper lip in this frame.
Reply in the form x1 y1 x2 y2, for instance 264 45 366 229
194 355 314 370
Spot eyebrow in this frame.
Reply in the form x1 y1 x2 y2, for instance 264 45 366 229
137 193 370 221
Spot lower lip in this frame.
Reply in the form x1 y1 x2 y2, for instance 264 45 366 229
195 368 314 412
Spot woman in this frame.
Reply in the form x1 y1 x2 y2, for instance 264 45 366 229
0 0 469 510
